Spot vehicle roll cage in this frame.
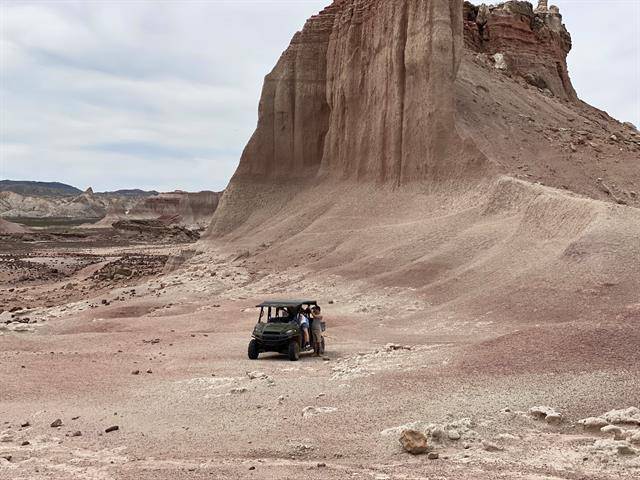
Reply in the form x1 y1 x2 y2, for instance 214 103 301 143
256 300 318 323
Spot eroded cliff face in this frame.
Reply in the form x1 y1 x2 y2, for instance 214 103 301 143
463 1 576 100
233 0 485 184
208 0 639 237
320 0 484 182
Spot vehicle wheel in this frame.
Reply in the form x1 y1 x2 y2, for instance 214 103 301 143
320 337 325 355
248 339 259 360
288 341 300 361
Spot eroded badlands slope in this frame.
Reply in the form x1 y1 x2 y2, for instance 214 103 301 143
206 0 639 327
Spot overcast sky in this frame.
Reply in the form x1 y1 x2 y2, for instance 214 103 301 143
1 1 638 192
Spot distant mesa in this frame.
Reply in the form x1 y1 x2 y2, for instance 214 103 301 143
0 179 223 229
0 180 82 197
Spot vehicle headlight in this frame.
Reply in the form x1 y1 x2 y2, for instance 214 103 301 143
285 329 295 336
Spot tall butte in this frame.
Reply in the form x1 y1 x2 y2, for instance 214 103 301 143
207 0 639 237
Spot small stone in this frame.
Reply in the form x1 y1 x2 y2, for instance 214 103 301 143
617 444 637 456
601 425 625 440
20 421 30 428
399 430 429 455
132 370 140 375
230 388 247 394
427 452 439 460
248 466 256 470
317 462 326 468
105 425 119 433
482 440 504 452
579 417 609 430
1 455 11 462
50 419 63 428
146 369 152 374
545 413 562 425
447 430 461 440
21 440 30 446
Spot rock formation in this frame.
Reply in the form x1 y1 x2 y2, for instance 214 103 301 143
127 191 221 228
463 1 576 99
204 0 640 327
233 0 485 184
209 0 639 237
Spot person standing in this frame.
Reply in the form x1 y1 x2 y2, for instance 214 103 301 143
297 308 311 350
310 305 324 357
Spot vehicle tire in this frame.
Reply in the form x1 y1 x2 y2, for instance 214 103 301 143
248 339 259 360
320 337 325 355
288 341 300 361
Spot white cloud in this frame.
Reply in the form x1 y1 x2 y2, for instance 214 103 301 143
0 1 638 192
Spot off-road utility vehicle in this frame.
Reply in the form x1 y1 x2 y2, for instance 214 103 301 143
248 300 325 361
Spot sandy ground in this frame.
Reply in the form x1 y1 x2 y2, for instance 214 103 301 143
1 239 639 480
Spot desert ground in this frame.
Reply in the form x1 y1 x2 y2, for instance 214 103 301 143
1 223 639 480
2 1 640 479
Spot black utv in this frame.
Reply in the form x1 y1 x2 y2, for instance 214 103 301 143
248 300 325 361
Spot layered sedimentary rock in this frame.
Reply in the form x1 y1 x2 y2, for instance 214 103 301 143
233 0 484 184
209 0 639 237
463 1 576 99
128 191 221 227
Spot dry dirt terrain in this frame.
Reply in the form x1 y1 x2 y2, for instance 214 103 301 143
2 0 640 479
1 238 639 479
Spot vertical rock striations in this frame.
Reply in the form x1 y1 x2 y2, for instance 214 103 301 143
232 0 484 185
233 4 341 179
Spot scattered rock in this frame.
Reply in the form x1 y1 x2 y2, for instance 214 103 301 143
105 425 119 433
20 421 30 428
579 417 609 430
302 406 337 418
427 452 439 460
601 425 625 440
50 419 63 428
230 388 247 394
132 370 140 375
447 430 461 441
384 343 411 352
492 53 507 70
602 407 640 425
529 406 562 424
482 440 504 452
400 430 429 455
617 444 637 456
21 440 30 446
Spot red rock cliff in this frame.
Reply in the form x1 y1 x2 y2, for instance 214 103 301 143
234 0 485 184
463 1 576 100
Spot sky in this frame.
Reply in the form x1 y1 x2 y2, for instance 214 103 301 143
0 0 638 193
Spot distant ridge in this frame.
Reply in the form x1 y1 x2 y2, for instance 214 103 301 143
100 189 159 197
0 180 82 197
0 181 161 197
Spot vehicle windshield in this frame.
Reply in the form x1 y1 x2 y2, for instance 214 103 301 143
260 306 295 323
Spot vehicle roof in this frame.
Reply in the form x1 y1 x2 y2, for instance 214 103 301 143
256 300 318 308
